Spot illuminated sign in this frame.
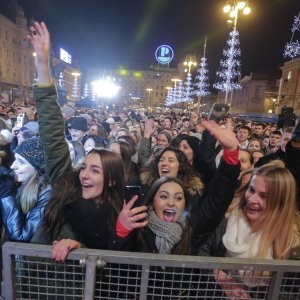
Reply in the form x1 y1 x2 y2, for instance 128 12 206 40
155 45 174 64
60 48 72 64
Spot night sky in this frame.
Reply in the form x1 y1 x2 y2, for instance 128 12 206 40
1 0 300 79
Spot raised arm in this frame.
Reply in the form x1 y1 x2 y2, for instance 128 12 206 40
191 119 240 253
28 22 71 182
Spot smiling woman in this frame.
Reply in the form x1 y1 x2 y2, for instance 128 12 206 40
198 160 300 298
116 118 242 255
27 22 126 261
0 137 51 242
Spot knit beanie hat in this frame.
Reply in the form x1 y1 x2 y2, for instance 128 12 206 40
14 137 45 174
70 117 88 132
158 130 173 144
22 121 39 133
61 106 75 118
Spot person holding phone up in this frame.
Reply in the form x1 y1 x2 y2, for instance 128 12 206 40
114 119 240 255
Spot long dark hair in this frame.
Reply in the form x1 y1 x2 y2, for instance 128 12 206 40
140 146 201 189
109 140 133 182
41 149 125 239
142 176 191 255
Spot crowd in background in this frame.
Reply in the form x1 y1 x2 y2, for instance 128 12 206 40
0 21 300 298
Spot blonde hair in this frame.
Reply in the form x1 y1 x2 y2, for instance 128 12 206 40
18 171 47 214
241 160 300 259
227 169 253 214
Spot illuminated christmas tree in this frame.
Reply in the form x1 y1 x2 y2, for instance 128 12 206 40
214 29 241 103
183 72 193 103
82 83 89 99
284 12 300 59
58 71 64 88
176 80 184 105
194 37 210 111
166 88 173 106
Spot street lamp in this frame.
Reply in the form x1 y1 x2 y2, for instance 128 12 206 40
183 59 197 74
218 1 250 104
72 72 81 101
146 88 153 111
223 1 251 28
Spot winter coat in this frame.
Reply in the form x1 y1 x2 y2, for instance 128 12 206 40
285 141 300 208
114 158 240 255
0 185 51 242
254 148 285 168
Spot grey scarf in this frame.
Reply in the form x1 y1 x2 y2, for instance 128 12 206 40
148 206 186 254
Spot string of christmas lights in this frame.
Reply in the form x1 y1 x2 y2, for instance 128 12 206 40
194 56 210 97
183 72 193 103
284 13 300 59
82 83 89 99
214 29 242 94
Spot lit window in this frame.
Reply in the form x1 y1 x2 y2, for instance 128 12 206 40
287 71 292 81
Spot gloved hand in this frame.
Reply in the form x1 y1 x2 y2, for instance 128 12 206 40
0 172 16 198
209 103 230 122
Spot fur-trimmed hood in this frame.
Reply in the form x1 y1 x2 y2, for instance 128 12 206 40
186 175 204 196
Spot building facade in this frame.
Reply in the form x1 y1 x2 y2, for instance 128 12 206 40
86 66 179 110
0 1 81 106
218 73 279 114
279 57 300 115
0 2 35 104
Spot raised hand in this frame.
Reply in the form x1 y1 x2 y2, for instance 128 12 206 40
144 118 156 138
118 196 148 231
27 22 51 84
202 118 238 151
191 112 199 125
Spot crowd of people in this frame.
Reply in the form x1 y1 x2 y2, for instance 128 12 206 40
0 22 300 298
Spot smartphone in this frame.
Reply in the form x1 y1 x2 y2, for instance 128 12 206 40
16 114 25 128
124 186 144 208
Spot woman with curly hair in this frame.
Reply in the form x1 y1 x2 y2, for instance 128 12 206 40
140 146 204 208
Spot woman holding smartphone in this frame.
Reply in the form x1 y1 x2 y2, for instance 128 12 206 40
115 119 241 255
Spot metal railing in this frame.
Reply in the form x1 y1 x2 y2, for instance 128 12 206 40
1 242 300 299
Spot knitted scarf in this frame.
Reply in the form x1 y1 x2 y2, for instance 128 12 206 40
148 206 186 254
222 209 273 287
222 209 273 259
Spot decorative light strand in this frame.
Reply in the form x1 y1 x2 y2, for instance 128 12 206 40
183 72 193 103
214 29 242 93
194 56 210 97
284 13 300 59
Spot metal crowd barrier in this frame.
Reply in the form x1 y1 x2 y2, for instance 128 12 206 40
1 242 300 299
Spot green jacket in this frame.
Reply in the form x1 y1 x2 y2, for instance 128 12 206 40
33 84 71 184
30 85 75 244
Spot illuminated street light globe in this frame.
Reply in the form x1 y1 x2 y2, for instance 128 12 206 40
243 6 251 14
92 79 121 98
223 4 231 13
237 1 246 9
